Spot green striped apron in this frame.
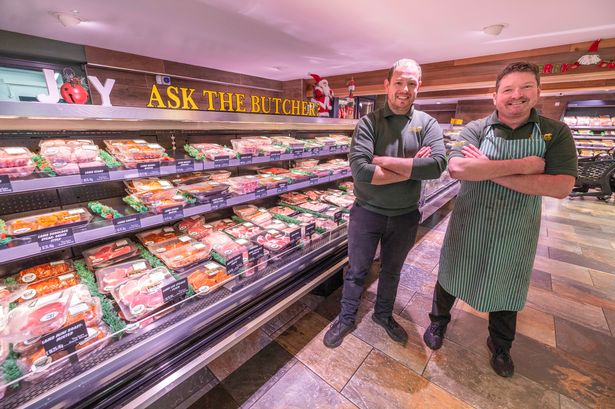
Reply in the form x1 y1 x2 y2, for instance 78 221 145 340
438 123 546 312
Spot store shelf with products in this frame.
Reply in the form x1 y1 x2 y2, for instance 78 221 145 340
0 105 359 408
562 100 615 158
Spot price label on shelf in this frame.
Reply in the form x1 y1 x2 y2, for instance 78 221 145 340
80 166 110 183
113 214 141 233
175 159 195 173
248 244 264 262
310 147 321 155
213 157 230 168
341 169 348 176
37 228 75 251
162 205 184 222
42 320 88 356
0 175 13 193
210 196 227 210
309 176 318 185
137 162 161 177
276 183 288 193
239 154 253 165
292 148 303 158
334 211 343 223
254 187 267 198
329 145 338 153
162 278 189 303
305 223 316 236
289 228 302 244
226 254 244 275
270 153 281 161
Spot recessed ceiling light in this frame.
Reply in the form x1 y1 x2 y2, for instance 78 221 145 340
482 24 507 36
53 12 83 27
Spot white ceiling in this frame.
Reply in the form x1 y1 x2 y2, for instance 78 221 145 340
1 0 615 82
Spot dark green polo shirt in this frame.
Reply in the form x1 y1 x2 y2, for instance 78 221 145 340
449 109 578 177
349 104 447 216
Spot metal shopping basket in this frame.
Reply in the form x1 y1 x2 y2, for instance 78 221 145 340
569 148 615 200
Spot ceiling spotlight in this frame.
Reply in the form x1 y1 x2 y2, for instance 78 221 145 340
54 12 82 27
482 24 506 36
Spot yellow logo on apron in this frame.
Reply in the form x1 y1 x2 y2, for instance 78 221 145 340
543 133 553 142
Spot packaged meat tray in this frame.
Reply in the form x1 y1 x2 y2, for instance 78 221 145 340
201 231 235 253
257 167 290 175
230 139 259 155
298 201 330 213
136 227 179 248
209 218 237 231
17 260 74 284
226 175 260 195
338 181 354 192
211 239 246 261
329 134 351 145
243 208 272 225
304 190 327 201
313 136 336 146
259 218 293 232
16 272 81 303
224 222 264 240
253 229 292 254
168 172 211 186
111 267 176 322
191 143 236 160
0 147 34 168
270 136 305 150
309 166 333 177
53 158 108 176
146 195 189 214
279 172 309 183
322 194 354 208
207 169 232 181
83 238 140 270
268 205 299 217
104 139 165 160
125 178 175 193
0 160 36 179
178 181 229 202
258 144 285 156
64 284 103 328
255 175 288 189
40 139 100 164
157 241 211 270
280 191 308 205
294 158 319 169
241 136 272 145
95 259 151 293
149 235 194 254
233 204 260 219
6 208 92 237
7 288 74 342
234 238 268 274
175 216 214 240
187 262 234 295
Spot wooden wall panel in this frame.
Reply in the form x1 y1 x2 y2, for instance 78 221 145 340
85 46 165 72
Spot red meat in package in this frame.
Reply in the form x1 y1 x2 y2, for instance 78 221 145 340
83 239 139 270
95 259 151 293
111 267 176 322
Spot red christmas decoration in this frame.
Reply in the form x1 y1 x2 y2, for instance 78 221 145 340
60 79 88 104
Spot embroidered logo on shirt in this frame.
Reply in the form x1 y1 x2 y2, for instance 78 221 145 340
409 127 423 132
543 133 553 142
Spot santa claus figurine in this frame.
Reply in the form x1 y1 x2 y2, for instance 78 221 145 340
310 73 334 117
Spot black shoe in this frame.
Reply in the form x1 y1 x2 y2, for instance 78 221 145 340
423 322 447 350
323 318 356 348
371 314 408 344
487 337 514 377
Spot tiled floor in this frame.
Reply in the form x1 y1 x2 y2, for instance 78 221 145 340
187 197 615 409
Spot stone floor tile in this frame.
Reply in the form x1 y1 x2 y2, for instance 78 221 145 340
424 341 559 409
533 256 594 286
249 362 357 409
559 394 590 409
188 383 238 409
551 275 615 311
589 269 615 292
274 311 372 391
530 268 553 291
526 287 610 334
554 317 615 370
549 247 615 275
342 349 472 409
399 292 433 329
397 264 437 296
405 240 441 273
604 308 615 337
351 310 431 374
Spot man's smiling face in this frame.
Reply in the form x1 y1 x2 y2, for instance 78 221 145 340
493 71 540 124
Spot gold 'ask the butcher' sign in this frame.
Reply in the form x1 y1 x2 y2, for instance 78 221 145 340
147 84 319 116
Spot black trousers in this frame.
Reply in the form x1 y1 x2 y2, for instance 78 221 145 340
339 203 420 325
429 281 517 350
